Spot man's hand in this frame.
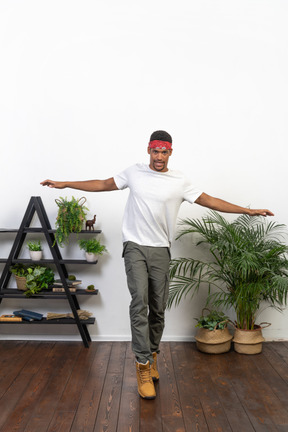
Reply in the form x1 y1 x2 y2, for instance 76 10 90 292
40 180 66 189
40 177 118 192
247 209 274 217
195 193 274 217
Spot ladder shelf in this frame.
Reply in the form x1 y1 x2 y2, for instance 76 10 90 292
0 196 101 347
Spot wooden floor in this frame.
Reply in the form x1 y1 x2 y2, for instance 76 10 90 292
0 341 288 432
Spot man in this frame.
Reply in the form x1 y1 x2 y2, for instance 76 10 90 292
41 130 273 400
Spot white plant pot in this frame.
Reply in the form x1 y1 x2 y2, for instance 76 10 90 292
29 250 43 261
85 252 98 262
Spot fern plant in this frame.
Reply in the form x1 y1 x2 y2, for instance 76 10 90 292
168 211 288 330
54 196 88 247
78 238 107 255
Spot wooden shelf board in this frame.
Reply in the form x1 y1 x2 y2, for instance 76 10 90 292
0 288 99 299
0 228 101 234
0 317 95 324
1 259 98 265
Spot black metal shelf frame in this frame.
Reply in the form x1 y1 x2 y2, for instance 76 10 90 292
0 196 101 347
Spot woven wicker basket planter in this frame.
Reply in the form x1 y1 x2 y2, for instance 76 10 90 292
195 327 233 354
15 275 27 291
233 324 270 355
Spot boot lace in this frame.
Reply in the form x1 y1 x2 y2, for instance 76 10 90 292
138 366 152 384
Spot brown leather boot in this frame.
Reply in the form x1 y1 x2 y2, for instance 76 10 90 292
136 361 156 399
151 352 159 381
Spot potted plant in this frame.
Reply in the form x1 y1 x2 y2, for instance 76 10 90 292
78 238 107 262
10 264 55 297
194 309 232 354
25 266 55 297
27 240 43 261
9 264 28 291
168 211 288 354
54 196 89 247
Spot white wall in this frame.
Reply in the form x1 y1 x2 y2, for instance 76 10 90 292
0 0 287 342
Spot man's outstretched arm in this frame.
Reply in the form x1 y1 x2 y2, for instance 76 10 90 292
195 193 274 217
40 177 118 192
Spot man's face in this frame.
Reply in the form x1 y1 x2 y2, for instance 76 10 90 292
147 147 173 172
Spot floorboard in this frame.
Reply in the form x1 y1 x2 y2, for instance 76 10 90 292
0 341 287 432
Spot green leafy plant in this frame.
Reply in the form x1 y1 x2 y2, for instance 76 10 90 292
10 264 55 297
195 309 229 331
25 266 55 297
27 240 42 251
54 196 88 247
86 284 96 291
168 211 288 330
10 263 27 277
78 238 107 255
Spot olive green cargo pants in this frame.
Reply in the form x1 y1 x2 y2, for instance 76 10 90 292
123 241 170 364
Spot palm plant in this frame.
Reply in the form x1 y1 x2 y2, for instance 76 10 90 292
168 211 288 330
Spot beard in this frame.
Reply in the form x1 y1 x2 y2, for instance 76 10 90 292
152 161 166 171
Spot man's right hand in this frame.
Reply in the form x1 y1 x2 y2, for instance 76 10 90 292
40 177 118 192
40 180 66 189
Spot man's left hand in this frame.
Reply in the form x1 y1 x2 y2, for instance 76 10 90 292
248 209 274 217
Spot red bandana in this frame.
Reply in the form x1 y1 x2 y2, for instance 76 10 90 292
148 140 172 150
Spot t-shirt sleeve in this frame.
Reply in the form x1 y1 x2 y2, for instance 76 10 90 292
183 176 203 204
113 167 130 190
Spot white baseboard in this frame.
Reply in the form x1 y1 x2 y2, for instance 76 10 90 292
0 334 287 342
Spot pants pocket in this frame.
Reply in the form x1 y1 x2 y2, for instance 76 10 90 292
122 241 130 258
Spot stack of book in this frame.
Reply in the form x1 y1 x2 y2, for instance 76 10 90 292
13 310 43 321
52 279 82 292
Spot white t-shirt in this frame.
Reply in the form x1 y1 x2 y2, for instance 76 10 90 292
114 163 202 247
